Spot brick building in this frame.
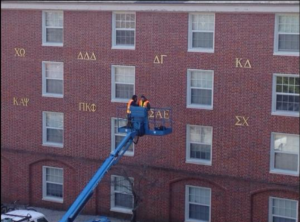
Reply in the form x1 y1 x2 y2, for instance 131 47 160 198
1 1 299 222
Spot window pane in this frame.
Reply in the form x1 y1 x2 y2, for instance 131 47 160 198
275 153 298 171
46 183 63 197
273 217 295 222
46 28 63 43
279 15 299 33
192 14 214 31
46 113 63 128
192 32 213 48
47 129 63 143
45 63 63 78
114 177 131 193
116 84 133 99
46 168 63 183
190 144 211 160
190 126 212 144
274 134 299 153
189 204 209 221
191 89 212 105
46 80 63 94
115 193 133 209
45 12 63 27
278 34 299 52
116 30 135 45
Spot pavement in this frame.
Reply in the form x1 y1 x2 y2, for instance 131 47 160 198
34 207 129 222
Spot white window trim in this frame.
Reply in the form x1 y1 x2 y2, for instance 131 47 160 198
112 12 136 50
111 118 134 156
185 185 211 222
110 175 134 214
187 69 214 110
42 10 63 47
273 14 299 57
186 125 213 166
269 197 299 222
271 73 300 117
42 166 64 203
42 61 64 98
42 111 64 148
270 132 300 176
188 13 215 53
111 65 135 103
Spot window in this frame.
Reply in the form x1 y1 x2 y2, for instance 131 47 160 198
272 74 299 117
112 12 135 49
112 66 135 102
42 62 63 97
274 14 299 56
270 133 299 176
111 175 133 214
186 125 213 165
43 166 63 202
185 186 211 222
188 13 215 52
43 112 64 147
42 11 63 46
269 197 298 222
111 118 134 156
187 69 214 109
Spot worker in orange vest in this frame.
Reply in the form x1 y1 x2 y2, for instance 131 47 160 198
126 95 138 127
139 95 151 111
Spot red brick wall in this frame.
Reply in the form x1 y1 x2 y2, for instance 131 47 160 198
1 9 299 222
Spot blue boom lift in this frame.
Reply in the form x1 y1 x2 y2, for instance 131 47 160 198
59 106 172 222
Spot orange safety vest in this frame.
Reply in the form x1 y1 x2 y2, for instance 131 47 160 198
127 99 134 114
139 100 149 108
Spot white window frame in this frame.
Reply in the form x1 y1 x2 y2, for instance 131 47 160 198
187 69 214 110
272 73 300 117
270 132 299 176
42 61 64 98
42 166 63 203
42 111 64 148
42 10 63 47
110 175 134 214
274 14 299 57
112 12 136 50
111 118 134 156
188 13 215 53
269 197 298 222
185 185 211 222
186 125 213 166
111 65 135 103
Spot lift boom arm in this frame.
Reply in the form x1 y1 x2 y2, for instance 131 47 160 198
59 106 172 222
59 131 137 222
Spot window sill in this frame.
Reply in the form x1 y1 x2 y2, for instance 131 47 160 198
42 197 63 203
185 218 208 222
42 143 63 148
188 48 214 53
42 94 63 98
270 170 299 177
111 99 129 103
42 43 63 47
187 105 213 110
110 207 133 214
112 46 135 50
186 159 212 166
273 51 299 57
271 111 299 117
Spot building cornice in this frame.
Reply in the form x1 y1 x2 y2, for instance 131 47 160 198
1 1 299 13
